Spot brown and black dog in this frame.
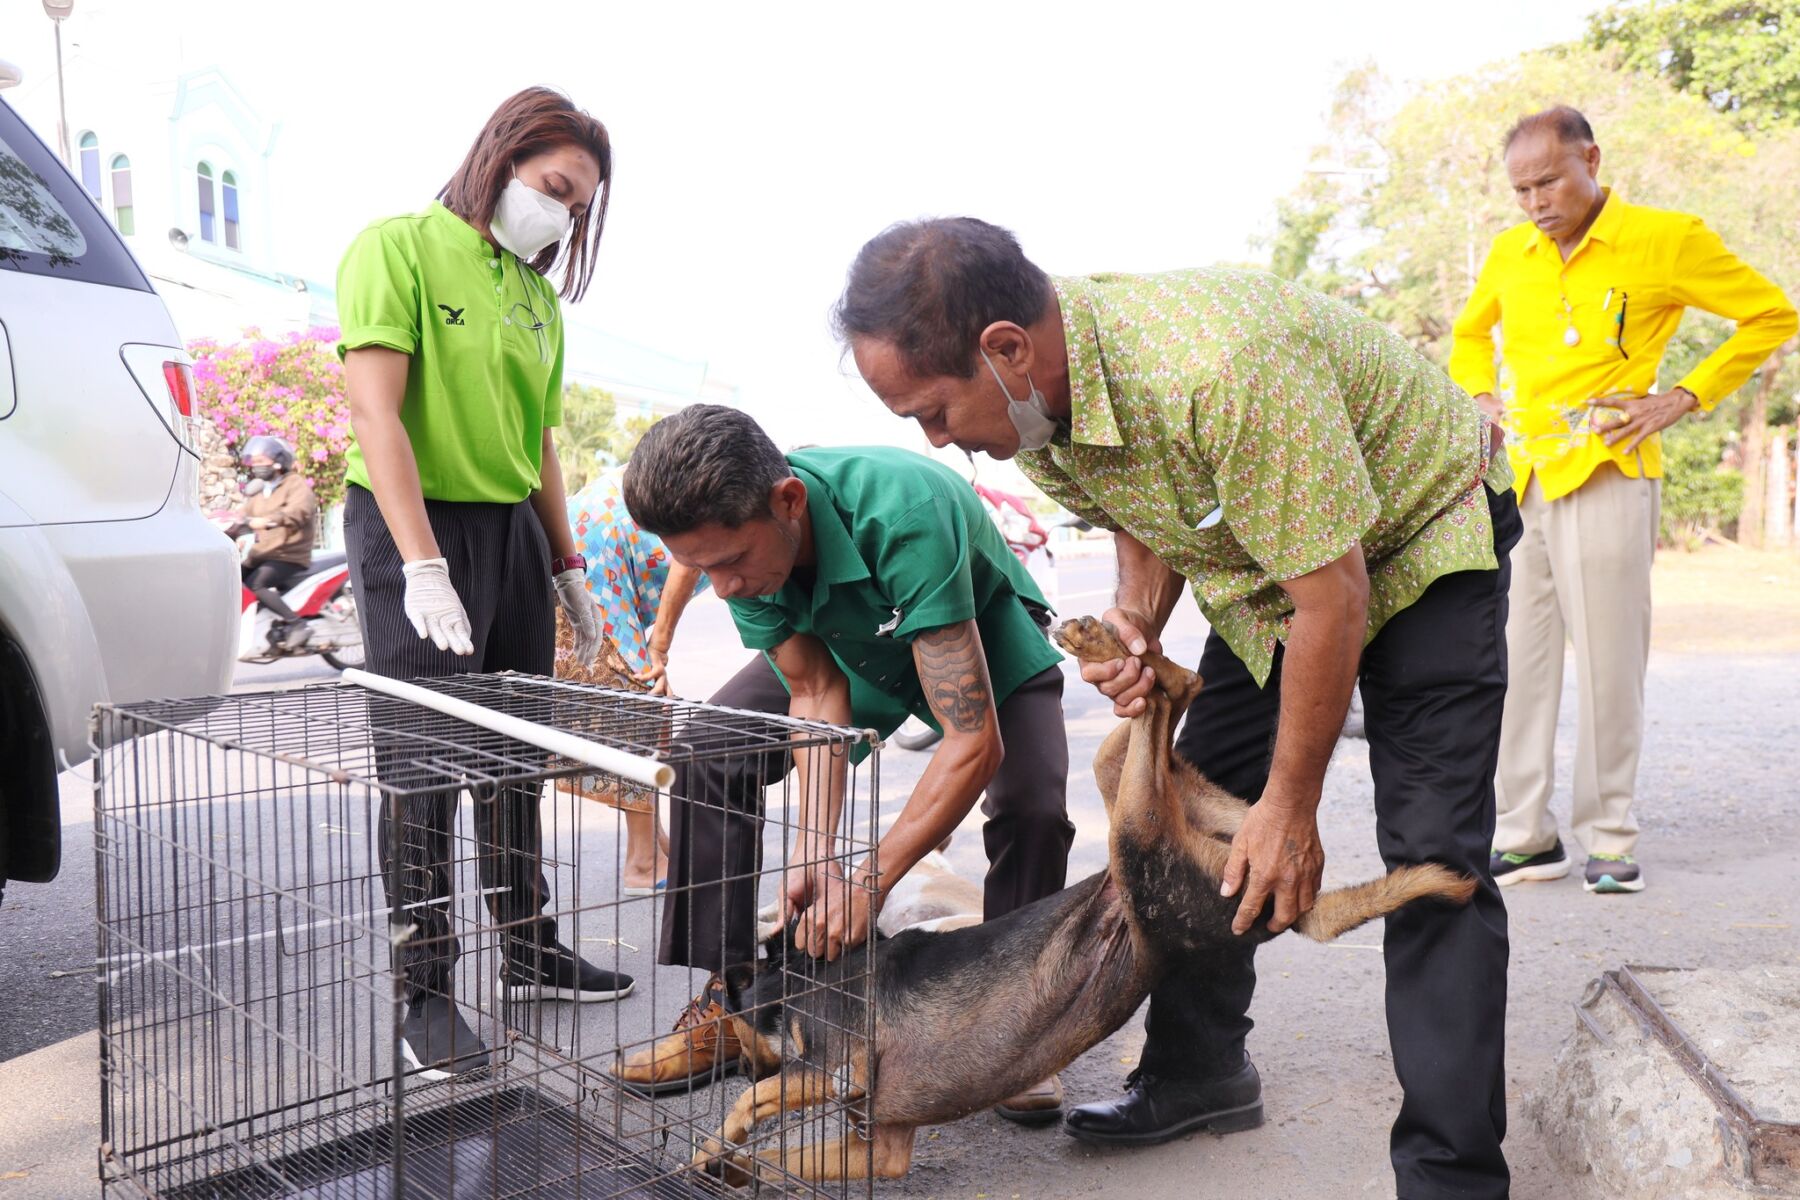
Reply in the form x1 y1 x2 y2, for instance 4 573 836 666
694 616 1476 1185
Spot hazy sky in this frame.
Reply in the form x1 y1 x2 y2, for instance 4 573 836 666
4 0 1600 453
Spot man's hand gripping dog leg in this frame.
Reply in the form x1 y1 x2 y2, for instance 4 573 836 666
1081 606 1163 718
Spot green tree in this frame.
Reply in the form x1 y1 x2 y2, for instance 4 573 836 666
1587 0 1800 133
612 414 657 462
556 382 668 491
1660 414 1746 544
557 382 622 492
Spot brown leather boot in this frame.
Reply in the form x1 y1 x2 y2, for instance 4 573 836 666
996 1073 1065 1126
611 975 743 1096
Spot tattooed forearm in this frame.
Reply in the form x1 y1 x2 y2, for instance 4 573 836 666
913 621 994 735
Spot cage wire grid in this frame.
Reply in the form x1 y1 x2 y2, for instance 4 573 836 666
93 672 883 1200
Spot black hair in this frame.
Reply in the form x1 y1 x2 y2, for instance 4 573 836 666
621 404 791 536
832 217 1053 379
1503 105 1596 152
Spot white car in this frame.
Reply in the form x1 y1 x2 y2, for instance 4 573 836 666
0 95 236 904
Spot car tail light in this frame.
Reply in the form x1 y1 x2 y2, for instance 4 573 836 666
162 360 194 416
120 343 197 456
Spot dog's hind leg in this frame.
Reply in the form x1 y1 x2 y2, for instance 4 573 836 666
731 1069 843 1143
695 1067 840 1157
693 1067 841 1184
755 1124 916 1182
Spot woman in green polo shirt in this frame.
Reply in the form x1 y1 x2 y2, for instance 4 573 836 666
336 86 627 1079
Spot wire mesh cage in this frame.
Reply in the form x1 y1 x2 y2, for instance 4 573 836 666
93 671 882 1199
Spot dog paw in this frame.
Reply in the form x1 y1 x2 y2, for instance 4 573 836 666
1052 615 1132 663
692 1139 752 1188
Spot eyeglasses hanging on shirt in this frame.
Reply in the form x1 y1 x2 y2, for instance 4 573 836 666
1559 287 1631 360
508 256 558 366
1604 288 1629 360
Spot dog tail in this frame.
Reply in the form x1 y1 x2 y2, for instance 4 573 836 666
1293 863 1477 943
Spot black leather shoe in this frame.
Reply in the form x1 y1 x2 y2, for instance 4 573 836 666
1064 1059 1263 1146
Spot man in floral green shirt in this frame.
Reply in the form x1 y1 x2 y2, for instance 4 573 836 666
837 218 1519 1200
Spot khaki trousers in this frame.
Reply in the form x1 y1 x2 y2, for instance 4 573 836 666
1495 465 1659 858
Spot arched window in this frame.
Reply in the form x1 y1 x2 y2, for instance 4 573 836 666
110 154 134 236
221 169 240 251
78 131 100 201
197 162 216 243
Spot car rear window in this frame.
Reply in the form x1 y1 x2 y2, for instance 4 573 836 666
0 101 150 291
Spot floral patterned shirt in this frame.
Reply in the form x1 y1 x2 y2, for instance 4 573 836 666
1018 268 1514 686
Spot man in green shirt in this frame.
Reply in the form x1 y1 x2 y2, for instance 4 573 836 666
612 405 1074 1124
837 218 1518 1200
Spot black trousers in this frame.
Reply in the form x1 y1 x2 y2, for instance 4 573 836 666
243 558 306 619
658 656 1074 972
1140 486 1520 1200
343 485 559 1004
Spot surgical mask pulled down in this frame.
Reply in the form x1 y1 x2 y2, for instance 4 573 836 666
980 349 1060 452
490 175 571 260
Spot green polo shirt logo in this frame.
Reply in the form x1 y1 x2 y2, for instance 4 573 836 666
336 201 565 504
727 446 1062 739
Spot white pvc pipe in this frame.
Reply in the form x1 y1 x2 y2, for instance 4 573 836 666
342 668 674 790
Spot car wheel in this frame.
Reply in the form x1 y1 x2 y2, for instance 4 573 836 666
318 582 365 672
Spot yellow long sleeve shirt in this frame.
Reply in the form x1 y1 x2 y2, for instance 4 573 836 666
1450 191 1797 501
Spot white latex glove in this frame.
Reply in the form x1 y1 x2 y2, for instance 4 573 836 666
400 558 474 656
554 568 602 665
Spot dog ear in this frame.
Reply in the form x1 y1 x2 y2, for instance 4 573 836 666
758 916 805 966
720 961 759 1014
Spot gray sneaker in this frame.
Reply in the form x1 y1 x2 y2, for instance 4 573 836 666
1490 840 1571 886
1584 853 1644 894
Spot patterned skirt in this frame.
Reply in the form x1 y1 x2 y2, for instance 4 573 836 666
551 604 657 814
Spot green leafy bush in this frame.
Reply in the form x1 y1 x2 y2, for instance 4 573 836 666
1660 416 1744 545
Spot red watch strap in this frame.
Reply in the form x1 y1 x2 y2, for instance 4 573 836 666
552 553 587 575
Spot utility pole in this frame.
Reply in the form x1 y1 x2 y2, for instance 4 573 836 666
44 1 74 166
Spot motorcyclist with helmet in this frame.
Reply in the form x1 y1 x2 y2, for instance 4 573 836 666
231 435 320 642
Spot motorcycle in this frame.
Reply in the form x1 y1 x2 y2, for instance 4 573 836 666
212 513 364 671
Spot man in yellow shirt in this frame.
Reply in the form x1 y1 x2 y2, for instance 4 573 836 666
1452 106 1796 894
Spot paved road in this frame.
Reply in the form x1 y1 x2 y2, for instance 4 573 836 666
4 545 1795 1199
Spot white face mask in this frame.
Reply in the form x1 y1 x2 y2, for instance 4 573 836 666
490 174 572 259
980 349 1060 453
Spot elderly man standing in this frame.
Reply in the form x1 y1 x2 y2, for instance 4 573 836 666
1452 107 1796 894
839 218 1519 1199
